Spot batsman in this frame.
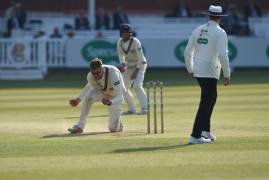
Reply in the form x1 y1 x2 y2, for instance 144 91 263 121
117 24 148 115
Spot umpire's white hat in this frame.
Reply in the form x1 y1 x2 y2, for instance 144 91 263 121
202 5 228 17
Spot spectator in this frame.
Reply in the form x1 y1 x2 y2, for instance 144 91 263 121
243 1 262 36
95 8 110 30
4 1 16 37
221 4 240 35
74 10 90 30
4 1 15 20
50 27 62 38
4 1 27 38
173 1 192 17
7 9 20 36
244 0 262 20
113 6 129 30
165 1 191 17
14 2 27 30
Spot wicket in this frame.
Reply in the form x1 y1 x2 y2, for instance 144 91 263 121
146 81 164 134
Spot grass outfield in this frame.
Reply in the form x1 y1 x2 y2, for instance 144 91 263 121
0 69 269 180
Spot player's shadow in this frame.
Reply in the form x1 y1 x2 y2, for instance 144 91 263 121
41 131 110 138
63 114 108 120
41 131 148 139
111 143 190 153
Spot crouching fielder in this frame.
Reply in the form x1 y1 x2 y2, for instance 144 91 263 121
68 58 126 134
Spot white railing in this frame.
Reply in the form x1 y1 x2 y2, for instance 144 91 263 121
0 38 67 69
0 39 45 68
46 39 66 67
0 39 48 79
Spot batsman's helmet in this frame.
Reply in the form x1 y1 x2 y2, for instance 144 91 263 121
120 24 132 34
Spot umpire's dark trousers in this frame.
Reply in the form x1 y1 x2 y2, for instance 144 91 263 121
191 78 217 138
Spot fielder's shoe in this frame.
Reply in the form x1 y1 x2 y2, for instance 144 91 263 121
201 131 216 141
189 136 211 144
67 125 83 134
121 110 136 115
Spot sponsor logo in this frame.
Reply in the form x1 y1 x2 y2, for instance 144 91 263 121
174 40 188 63
197 38 208 44
81 40 119 65
228 42 237 62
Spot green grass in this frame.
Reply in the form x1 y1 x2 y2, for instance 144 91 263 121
0 69 269 180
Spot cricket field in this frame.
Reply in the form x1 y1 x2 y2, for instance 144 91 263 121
0 69 268 180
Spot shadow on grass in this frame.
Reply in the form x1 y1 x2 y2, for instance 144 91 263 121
111 131 149 137
112 143 191 153
63 114 108 120
41 131 150 139
41 131 111 138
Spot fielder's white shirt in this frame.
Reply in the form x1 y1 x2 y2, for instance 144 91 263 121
117 37 147 69
78 65 126 105
184 20 230 79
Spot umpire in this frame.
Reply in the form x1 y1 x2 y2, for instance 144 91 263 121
184 5 231 144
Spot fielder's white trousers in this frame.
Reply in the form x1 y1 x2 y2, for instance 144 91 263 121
76 90 123 132
123 63 147 112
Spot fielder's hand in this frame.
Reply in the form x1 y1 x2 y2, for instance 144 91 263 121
69 98 81 107
117 63 127 73
102 97 112 106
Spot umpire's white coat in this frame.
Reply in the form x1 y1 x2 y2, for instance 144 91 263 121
117 37 147 112
184 20 230 79
76 65 126 132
